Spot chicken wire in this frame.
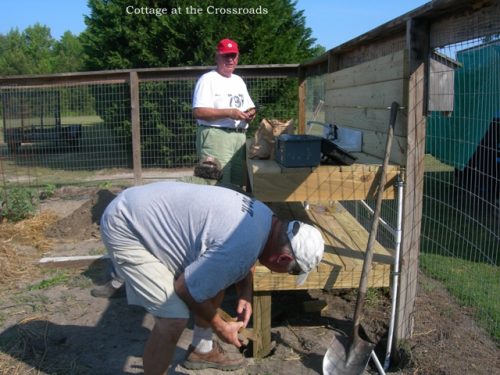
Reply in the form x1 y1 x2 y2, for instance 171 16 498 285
424 35 500 341
0 70 297 188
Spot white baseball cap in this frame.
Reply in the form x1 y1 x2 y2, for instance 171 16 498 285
287 221 325 285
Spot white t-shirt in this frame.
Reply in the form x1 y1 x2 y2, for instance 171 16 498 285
100 181 273 302
192 70 255 129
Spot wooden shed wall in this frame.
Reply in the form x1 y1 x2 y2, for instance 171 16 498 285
324 49 408 165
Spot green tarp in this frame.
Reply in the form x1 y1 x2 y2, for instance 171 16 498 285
426 41 500 170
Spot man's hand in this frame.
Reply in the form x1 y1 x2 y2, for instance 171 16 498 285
174 273 245 349
235 271 253 327
229 108 251 121
212 318 244 348
244 107 257 122
236 298 252 327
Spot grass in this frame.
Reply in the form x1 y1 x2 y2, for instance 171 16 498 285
26 271 70 291
24 269 96 292
365 287 390 309
9 293 50 314
420 254 500 340
1 119 132 186
420 171 500 341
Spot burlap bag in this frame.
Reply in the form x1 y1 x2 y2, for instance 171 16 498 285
249 119 294 159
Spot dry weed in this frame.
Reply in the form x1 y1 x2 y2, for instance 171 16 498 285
0 212 59 289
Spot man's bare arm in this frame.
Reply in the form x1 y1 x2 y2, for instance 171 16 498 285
174 273 244 348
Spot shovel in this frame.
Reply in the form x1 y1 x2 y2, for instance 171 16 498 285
323 102 400 375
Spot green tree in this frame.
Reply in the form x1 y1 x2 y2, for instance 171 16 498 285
0 24 55 75
81 0 323 167
0 25 85 75
0 28 38 75
81 0 324 69
53 31 85 73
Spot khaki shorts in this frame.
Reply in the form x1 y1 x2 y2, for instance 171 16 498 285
102 236 190 319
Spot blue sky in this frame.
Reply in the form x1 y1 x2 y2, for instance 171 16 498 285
0 0 430 50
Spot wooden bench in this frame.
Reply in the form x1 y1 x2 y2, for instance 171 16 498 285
247 156 400 357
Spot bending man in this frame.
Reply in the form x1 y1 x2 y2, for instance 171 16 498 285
100 181 324 374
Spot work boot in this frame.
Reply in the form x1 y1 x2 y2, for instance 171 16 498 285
183 341 245 371
90 279 124 298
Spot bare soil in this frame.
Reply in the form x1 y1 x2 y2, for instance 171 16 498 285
0 187 498 375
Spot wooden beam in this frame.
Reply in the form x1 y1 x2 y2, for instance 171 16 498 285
0 65 298 88
406 18 429 115
395 17 428 347
253 265 390 292
325 80 406 109
38 255 109 268
298 70 306 134
129 71 142 185
325 50 406 91
252 292 272 358
248 159 399 202
430 0 500 48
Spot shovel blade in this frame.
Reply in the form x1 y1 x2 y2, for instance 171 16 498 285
322 334 374 375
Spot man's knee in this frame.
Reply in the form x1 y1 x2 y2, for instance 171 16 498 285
154 317 188 338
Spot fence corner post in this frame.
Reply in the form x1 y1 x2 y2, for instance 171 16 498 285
129 71 142 185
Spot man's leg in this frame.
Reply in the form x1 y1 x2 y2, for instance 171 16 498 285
91 261 125 298
101 242 191 373
229 133 247 187
183 290 245 371
191 290 225 351
143 317 187 375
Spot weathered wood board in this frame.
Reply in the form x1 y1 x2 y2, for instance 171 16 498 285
253 202 393 292
324 49 408 163
247 158 399 202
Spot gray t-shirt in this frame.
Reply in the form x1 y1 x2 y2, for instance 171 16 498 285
100 181 273 302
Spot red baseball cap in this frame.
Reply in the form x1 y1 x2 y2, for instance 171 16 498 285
216 39 239 54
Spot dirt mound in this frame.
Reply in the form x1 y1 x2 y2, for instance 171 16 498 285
44 189 117 241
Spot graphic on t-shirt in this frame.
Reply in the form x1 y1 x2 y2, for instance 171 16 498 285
241 196 255 217
229 94 244 108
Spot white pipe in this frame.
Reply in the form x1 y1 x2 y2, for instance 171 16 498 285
371 351 387 375
383 175 404 370
359 200 396 237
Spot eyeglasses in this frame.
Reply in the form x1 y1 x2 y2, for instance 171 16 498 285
288 266 302 276
221 53 238 60
287 221 303 275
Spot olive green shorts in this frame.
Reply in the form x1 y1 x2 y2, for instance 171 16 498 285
196 126 247 187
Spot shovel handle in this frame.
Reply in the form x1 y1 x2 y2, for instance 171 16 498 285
352 102 399 335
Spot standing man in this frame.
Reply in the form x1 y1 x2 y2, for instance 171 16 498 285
100 181 324 374
193 38 257 188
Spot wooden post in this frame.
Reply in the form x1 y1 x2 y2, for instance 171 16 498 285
298 68 306 134
129 71 142 184
394 18 428 346
2 94 7 137
55 90 61 128
252 291 272 358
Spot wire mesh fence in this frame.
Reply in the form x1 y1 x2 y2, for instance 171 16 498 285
0 67 298 189
304 32 500 344
1 82 132 188
424 36 500 341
